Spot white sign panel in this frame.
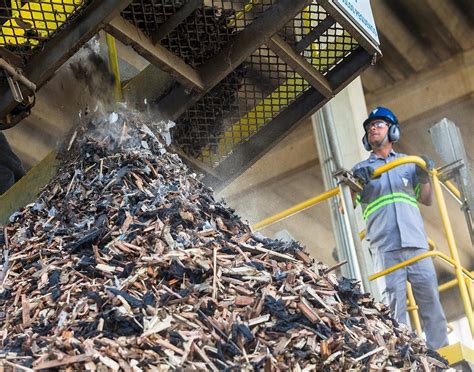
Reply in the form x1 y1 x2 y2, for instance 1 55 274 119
334 0 380 45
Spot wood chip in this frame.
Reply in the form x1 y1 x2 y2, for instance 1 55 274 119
0 110 447 371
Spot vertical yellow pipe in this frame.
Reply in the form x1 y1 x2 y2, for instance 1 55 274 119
465 276 474 308
106 33 123 102
406 281 422 337
431 172 474 336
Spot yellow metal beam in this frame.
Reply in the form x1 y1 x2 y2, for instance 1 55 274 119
252 187 339 230
432 171 474 336
368 251 473 282
359 229 436 250
443 179 462 200
0 151 59 225
406 282 423 337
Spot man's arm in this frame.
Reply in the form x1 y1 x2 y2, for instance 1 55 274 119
416 155 435 206
418 181 433 206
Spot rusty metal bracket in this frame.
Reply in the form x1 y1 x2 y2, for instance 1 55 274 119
0 57 36 107
0 57 36 129
333 168 363 193
436 159 464 183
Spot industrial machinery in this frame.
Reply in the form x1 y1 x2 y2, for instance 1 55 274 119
0 0 380 186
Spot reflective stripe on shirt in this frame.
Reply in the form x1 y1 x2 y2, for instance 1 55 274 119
363 192 419 220
352 151 428 252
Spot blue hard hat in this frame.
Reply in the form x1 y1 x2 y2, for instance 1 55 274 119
363 106 399 131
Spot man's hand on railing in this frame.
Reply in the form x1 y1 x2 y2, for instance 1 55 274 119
353 166 374 186
416 155 435 184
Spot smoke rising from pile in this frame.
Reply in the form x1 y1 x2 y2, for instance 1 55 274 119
68 38 115 110
63 37 177 154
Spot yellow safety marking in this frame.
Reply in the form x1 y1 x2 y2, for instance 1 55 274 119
199 2 356 164
227 0 260 28
0 0 85 48
199 35 355 163
199 73 308 162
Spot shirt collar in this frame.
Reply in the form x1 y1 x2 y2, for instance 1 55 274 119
368 149 397 163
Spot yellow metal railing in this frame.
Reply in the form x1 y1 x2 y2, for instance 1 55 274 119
444 179 462 200
252 155 474 337
368 251 473 282
359 230 436 251
407 282 422 336
252 187 339 230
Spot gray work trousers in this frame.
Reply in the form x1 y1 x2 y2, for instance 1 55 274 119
373 247 449 350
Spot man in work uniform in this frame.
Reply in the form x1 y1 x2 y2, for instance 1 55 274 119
352 106 448 350
0 131 25 194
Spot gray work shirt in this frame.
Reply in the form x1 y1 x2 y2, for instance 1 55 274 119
352 150 428 253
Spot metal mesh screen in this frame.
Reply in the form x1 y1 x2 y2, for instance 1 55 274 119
279 2 328 46
122 0 274 68
172 2 360 166
305 22 359 74
0 0 89 59
174 47 308 165
121 0 187 37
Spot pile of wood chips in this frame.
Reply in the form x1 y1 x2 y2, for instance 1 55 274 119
0 111 448 371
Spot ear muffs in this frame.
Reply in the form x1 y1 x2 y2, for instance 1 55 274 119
362 133 371 151
388 124 400 142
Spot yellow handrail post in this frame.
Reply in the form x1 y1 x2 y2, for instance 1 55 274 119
465 276 474 308
406 281 423 337
106 33 123 102
431 171 474 336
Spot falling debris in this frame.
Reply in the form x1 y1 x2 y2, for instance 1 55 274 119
0 110 448 370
